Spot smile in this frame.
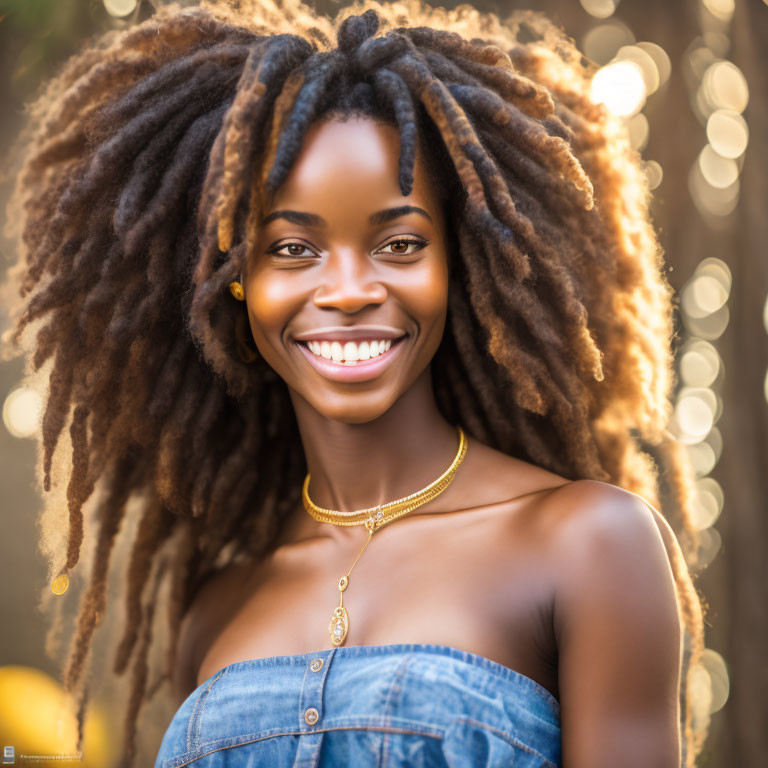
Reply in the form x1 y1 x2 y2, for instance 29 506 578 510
294 336 408 383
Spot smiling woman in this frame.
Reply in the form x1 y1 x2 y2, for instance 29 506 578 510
243 117 451 407
0 1 709 767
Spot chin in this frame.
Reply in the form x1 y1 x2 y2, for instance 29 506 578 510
298 388 402 425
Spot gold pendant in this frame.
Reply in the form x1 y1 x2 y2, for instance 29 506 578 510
329 575 349 646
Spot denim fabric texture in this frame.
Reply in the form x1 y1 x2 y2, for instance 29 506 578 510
154 642 561 767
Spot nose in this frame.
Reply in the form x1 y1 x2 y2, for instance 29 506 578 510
312 249 388 313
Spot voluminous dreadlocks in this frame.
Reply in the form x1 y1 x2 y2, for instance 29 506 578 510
1 0 709 765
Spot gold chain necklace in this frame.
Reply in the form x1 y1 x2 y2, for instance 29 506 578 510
302 424 467 647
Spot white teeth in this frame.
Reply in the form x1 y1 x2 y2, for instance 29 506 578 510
343 341 359 361
304 338 396 364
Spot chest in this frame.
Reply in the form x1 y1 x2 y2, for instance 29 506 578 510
195 509 560 701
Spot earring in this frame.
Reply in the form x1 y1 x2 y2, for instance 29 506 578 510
229 281 245 301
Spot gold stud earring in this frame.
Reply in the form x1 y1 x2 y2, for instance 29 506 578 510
229 281 245 301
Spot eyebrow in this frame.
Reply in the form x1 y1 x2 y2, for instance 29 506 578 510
260 205 434 227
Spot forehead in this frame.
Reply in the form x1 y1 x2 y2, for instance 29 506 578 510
267 116 441 214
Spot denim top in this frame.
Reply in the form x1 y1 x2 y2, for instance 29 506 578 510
154 642 561 768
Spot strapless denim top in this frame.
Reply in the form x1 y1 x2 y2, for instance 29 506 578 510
154 643 562 768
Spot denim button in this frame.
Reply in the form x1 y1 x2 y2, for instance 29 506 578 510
304 707 319 725
310 658 324 672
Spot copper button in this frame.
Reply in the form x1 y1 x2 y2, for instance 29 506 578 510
310 658 324 672
304 707 319 725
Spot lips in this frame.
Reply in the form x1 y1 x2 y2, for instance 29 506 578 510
294 335 408 383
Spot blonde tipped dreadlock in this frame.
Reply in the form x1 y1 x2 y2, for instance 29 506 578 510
1 0 708 765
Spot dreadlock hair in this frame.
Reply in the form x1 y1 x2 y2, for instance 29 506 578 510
1 0 710 765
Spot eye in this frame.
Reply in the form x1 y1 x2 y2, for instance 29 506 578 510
376 237 429 256
269 241 317 258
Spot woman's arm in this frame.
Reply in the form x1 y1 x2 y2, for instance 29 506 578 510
550 480 683 768
170 560 254 707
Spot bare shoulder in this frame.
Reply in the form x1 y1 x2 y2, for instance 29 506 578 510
540 479 684 765
172 559 255 706
540 478 684 644
540 478 684 571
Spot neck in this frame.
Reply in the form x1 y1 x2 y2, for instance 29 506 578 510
281 367 462 546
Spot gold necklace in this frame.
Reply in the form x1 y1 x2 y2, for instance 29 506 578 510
302 425 467 647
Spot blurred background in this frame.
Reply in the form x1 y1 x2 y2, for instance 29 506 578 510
0 0 765 766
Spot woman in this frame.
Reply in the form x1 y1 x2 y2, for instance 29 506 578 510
1 0 708 766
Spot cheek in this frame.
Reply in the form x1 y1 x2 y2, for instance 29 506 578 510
402 258 449 331
244 271 300 342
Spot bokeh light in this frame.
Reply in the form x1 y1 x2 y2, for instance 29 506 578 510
678 14 736 717
688 41 719 83
698 144 739 189
697 257 732 293
685 427 724 475
703 30 730 58
694 273 730 314
0 666 112 767
685 649 730 736
644 160 663 190
701 60 749 114
689 660 713 729
700 648 730 713
680 339 721 387
675 389 716 442
616 45 659 94
707 110 749 159
763 294 768 334
706 425 723 462
689 161 740 219
103 0 138 17
687 440 718 476
695 525 723 570
579 0 619 19
582 20 635 65
683 304 730 340
682 273 730 319
680 259 732 334
591 60 646 116
702 0 735 23
2 386 42 439
635 41 671 88
692 476 724 529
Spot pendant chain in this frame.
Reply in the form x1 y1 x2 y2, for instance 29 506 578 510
301 425 467 647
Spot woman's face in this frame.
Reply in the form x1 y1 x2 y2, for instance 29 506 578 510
244 116 450 424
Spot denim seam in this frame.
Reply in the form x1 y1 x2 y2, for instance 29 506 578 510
451 715 559 768
167 726 446 768
377 654 414 768
186 669 225 753
193 716 445 749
